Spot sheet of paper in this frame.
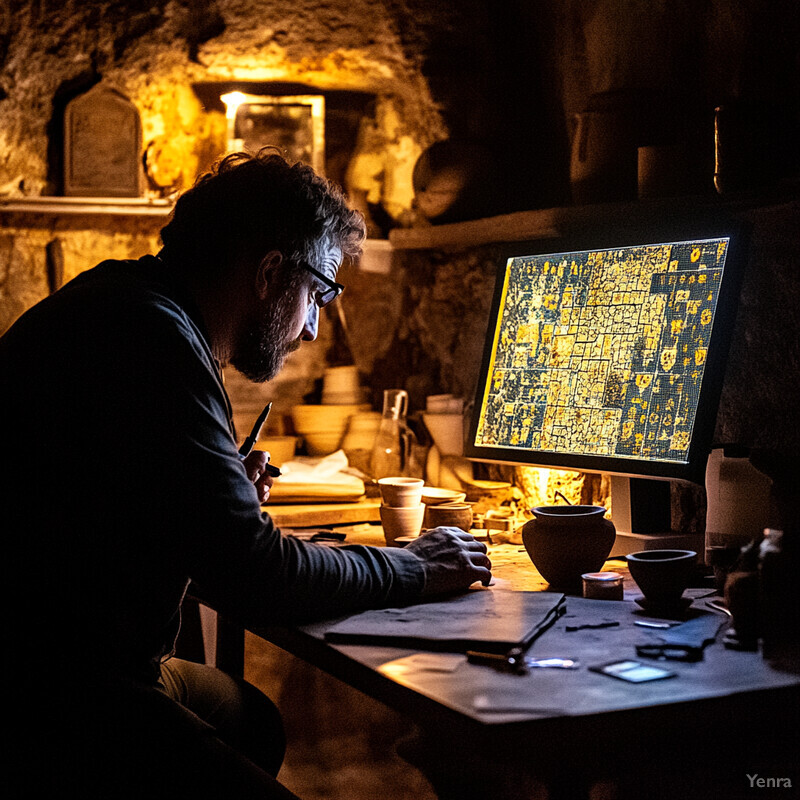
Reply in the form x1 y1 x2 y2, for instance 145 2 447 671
378 653 465 679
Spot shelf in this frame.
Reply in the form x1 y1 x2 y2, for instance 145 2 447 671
389 207 563 250
0 196 173 217
388 188 799 251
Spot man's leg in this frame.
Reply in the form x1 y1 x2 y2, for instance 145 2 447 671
159 656 286 777
16 663 296 799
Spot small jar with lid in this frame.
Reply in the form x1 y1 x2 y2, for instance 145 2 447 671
582 571 624 601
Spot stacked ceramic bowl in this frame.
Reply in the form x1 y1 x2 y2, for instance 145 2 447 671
420 486 472 531
291 403 369 456
321 365 366 405
291 367 369 456
378 477 425 547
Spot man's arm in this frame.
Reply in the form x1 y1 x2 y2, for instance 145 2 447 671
138 300 489 626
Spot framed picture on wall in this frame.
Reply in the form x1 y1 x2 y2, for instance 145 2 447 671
224 94 325 174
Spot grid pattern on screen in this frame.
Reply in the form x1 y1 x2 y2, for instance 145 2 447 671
473 238 730 465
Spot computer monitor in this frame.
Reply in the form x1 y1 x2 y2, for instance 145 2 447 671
464 220 746 550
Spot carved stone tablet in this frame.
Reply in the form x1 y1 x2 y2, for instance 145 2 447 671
64 84 143 197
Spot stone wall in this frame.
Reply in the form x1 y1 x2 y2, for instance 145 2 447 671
1 0 798 523
0 0 449 200
0 0 457 431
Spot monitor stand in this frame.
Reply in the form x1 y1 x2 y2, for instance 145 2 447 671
608 475 704 557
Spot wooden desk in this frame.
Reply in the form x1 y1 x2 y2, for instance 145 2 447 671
249 528 800 799
265 499 380 528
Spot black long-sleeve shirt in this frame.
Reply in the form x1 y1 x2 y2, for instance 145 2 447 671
1 256 424 681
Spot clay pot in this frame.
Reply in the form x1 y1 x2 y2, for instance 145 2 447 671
521 506 616 590
723 569 760 649
412 140 497 224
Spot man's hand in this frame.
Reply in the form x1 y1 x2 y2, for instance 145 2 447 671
242 450 275 504
405 527 492 596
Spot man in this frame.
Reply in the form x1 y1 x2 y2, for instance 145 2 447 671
2 149 490 797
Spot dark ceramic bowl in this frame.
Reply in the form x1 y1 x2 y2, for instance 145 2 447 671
626 549 697 605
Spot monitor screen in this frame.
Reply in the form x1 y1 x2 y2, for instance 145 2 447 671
464 223 745 484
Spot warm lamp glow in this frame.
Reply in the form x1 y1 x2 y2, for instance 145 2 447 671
220 92 248 153
221 91 247 120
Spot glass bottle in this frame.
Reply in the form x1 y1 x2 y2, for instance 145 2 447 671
370 389 414 479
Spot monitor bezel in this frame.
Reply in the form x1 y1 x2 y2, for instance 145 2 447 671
463 218 748 485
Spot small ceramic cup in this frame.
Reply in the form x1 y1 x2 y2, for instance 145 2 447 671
380 504 425 546
378 477 424 508
425 502 473 532
626 549 697 607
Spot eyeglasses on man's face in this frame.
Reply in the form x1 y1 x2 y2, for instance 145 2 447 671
297 261 345 308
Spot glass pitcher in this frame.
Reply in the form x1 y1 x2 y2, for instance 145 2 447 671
369 389 416 479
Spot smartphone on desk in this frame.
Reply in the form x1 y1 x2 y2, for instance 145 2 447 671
590 660 677 683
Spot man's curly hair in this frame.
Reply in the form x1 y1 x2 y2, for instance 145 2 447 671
160 147 365 280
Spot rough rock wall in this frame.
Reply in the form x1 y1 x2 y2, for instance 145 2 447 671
0 0 450 202
0 0 452 430
2 1 797 521
0 214 163 333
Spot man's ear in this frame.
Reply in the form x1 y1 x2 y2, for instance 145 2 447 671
255 251 283 299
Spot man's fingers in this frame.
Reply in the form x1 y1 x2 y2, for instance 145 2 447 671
449 528 478 541
473 566 492 586
435 527 487 550
242 450 267 481
471 552 492 571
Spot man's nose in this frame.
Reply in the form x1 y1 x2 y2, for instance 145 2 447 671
301 303 318 341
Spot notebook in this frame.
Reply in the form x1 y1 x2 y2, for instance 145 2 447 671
325 590 566 654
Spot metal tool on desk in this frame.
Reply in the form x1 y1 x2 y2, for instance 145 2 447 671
285 528 347 543
634 620 679 629
527 657 579 669
566 621 620 632
466 648 579 673
238 402 281 476
467 646 528 674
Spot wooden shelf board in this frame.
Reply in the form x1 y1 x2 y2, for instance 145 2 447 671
0 196 173 217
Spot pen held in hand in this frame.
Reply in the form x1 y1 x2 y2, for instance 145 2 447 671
238 402 282 477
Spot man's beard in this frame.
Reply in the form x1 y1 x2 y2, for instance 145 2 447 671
230 292 302 383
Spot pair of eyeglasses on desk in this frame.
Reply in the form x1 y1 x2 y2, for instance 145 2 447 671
636 643 705 662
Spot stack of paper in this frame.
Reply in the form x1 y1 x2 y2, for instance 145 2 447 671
266 450 365 503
